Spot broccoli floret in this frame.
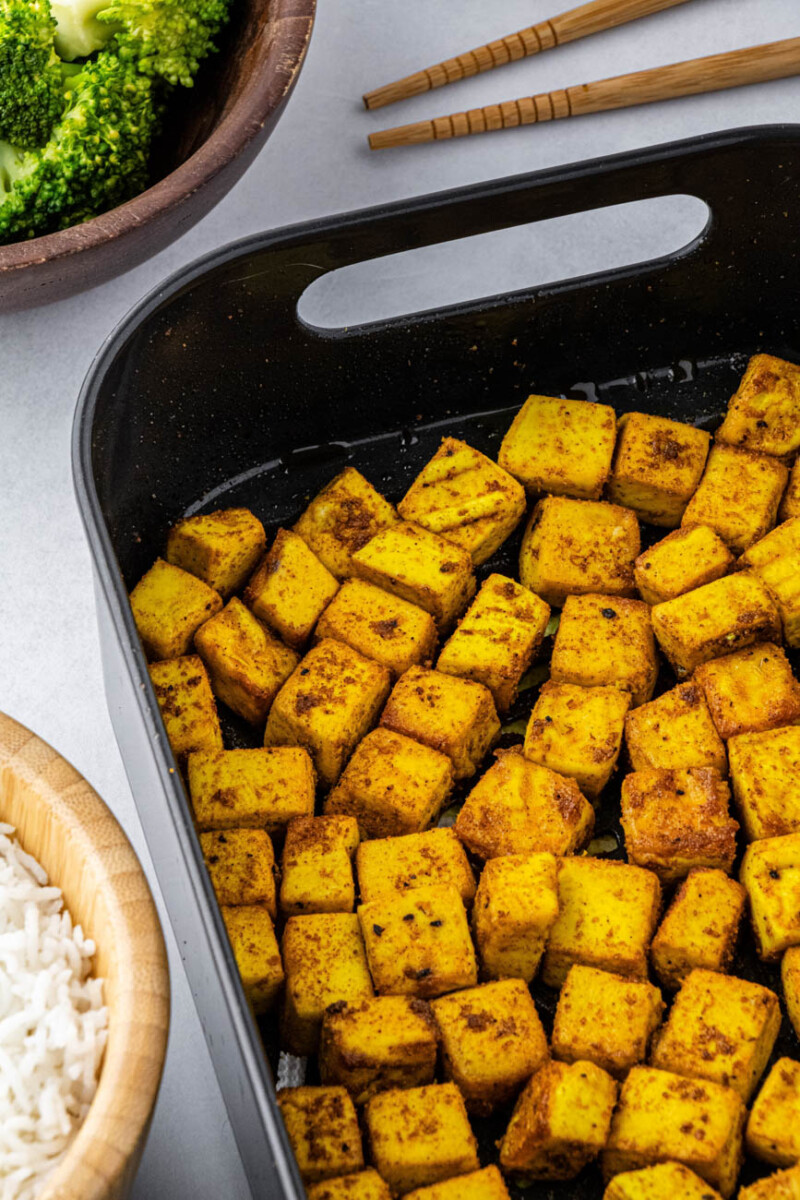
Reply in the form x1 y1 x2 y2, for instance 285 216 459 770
0 0 66 148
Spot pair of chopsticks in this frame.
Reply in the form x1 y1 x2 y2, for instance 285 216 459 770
364 0 800 150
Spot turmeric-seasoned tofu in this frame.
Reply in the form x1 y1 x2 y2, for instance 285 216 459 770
356 828 476 906
746 1058 800 1167
523 681 630 800
500 1059 618 1181
681 444 788 555
783 947 800 1040
717 354 800 459
280 816 359 916
315 579 438 678
365 1082 479 1195
277 1086 363 1185
431 979 549 1115
607 412 711 527
436 574 550 713
472 852 559 982
542 856 661 988
149 655 222 765
281 913 374 1055
650 868 746 990
634 525 734 606
780 460 800 522
624 681 727 774
519 496 640 607
265 639 391 787
740 833 800 959
358 883 477 999
166 506 266 598
455 750 594 860
603 1162 724 1199
131 559 223 661
221 903 283 1014
498 393 617 500
187 746 315 835
380 666 499 782
551 965 664 1079
325 729 454 840
738 1165 800 1199
740 518 800 647
194 597 299 725
307 1170 392 1200
404 1166 511 1200
620 768 738 883
695 644 800 741
550 594 658 707
200 829 276 915
294 467 398 580
244 527 339 649
398 437 526 565
319 995 438 1103
729 726 800 841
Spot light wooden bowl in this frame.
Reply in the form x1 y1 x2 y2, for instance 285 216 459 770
0 711 170 1200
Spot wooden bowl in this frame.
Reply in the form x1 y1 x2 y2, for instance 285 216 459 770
0 0 315 313
0 711 170 1200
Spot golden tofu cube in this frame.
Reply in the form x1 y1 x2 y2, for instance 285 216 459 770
404 1165 510 1200
738 1165 800 1200
746 1058 800 1168
397 437 526 565
472 852 559 982
550 594 658 707
319 995 438 1104
200 828 276 915
358 883 477 999
456 750 594 860
325 728 453 839
280 816 359 916
500 1059 618 1181
780 460 800 522
364 1082 479 1195
315 579 438 678
696 643 800 741
650 868 746 990
149 655 222 765
729 725 800 841
244 527 339 650
356 827 476 906
542 856 661 988
681 444 788 555
380 666 499 782
624 681 728 774
607 412 711 527
436 574 550 713
187 746 315 835
352 521 476 634
277 1086 363 1185
281 913 374 1055
602 1066 745 1197
131 558 223 661
634 524 734 606
498 393 617 500
194 597 299 726
620 768 738 884
294 467 398 580
717 354 800 459
740 833 800 960
519 496 640 607
782 946 800 1040
740 517 800 647
551 965 664 1078
523 681 630 800
265 639 391 788
166 506 266 599
603 1162 724 1199
431 979 549 1115
221 903 283 1014
307 1170 392 1200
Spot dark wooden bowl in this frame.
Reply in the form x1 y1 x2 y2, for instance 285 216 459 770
0 0 315 312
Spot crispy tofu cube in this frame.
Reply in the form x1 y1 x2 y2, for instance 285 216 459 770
131 559 223 661
602 1066 745 1197
746 1058 800 1167
620 768 738 884
307 1170 392 1200
523 681 630 800
319 995 438 1103
244 527 339 650
315 579 438 678
729 726 800 841
356 828 476 906
650 868 746 990
634 525 734 606
398 437 526 565
277 1086 363 1185
738 1165 800 1200
681 444 788 555
280 816 359 916
472 852 559 982
624 681 728 774
717 354 800 459
456 750 594 860
200 829 276 915
365 1082 479 1195
550 594 658 707
149 655 222 765
265 639 391 788
780 460 800 522
436 574 550 713
325 729 454 839
607 412 711 527
519 496 640 607
695 643 800 741
603 1162 725 1199
740 833 800 960
542 856 661 988
740 518 800 647
551 965 664 1079
166 507 266 598
782 947 800 1040
187 746 315 835
358 883 477 999
499 1059 618 1181
221 903 283 1014
294 467 398 580
194 597 299 725
498 394 617 500
404 1165 511 1200
281 913 374 1055
379 666 498 781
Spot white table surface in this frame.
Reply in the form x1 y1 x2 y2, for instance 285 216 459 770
0 0 797 1194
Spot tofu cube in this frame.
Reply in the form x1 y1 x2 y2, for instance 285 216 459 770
681 444 788 555
740 517 800 647
738 1165 800 1200
315 579 438 678
717 354 800 459
431 979 549 1115
498 393 617 500
244 527 339 650
319 995 438 1103
149 655 222 765
650 868 746 990
436 574 550 713
603 1162 725 1199
200 828 276 915
729 725 800 841
624 681 728 774
519 496 640 607
746 1058 800 1167
695 643 800 741
131 558 223 661
403 1166 511 1200
472 852 559 982
166 506 266 598
634 524 734 606
523 681 630 800
364 1082 479 1195
277 1086 363 1185
607 412 711 527
294 467 398 580
551 965 664 1078
187 746 315 835
280 816 359 916
281 913 374 1055
782 946 800 1040
397 437 526 565
307 1171 392 1200
265 639 391 788
356 828 476 907
740 833 800 960
221 903 284 1014
550 594 658 707
780 460 800 522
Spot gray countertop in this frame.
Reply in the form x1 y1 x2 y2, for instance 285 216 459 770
0 0 797 1194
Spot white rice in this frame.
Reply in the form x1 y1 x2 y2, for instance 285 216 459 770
0 823 108 1200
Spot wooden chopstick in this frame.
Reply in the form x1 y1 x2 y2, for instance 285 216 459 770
363 0 692 111
369 36 800 150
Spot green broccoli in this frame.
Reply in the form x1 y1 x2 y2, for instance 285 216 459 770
0 0 66 148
